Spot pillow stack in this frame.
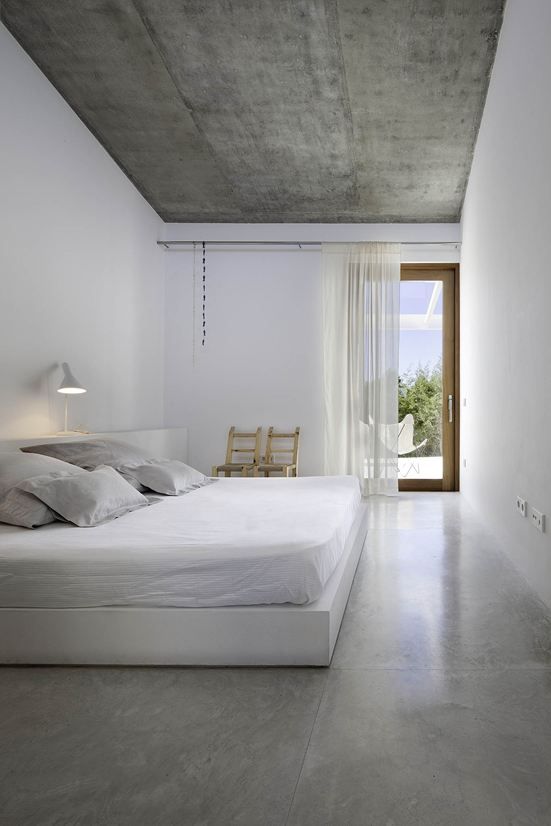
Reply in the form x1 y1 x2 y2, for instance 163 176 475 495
18 465 150 528
21 438 155 490
0 452 85 528
0 450 151 529
20 438 211 495
0 438 212 529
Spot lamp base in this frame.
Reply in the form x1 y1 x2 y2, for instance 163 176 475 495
55 429 90 437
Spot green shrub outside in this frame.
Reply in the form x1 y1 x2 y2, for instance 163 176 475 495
398 360 442 456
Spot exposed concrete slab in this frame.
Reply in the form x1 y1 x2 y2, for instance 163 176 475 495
336 0 505 221
135 0 359 221
1 0 504 222
0 0 238 218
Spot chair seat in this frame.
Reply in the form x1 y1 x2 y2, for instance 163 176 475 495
254 462 297 477
212 462 255 477
215 463 253 470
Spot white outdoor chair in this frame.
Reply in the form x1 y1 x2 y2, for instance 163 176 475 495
360 414 427 478
397 413 428 476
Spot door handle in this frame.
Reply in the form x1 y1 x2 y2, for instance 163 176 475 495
448 394 453 423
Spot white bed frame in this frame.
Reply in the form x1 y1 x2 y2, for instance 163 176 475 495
0 428 367 666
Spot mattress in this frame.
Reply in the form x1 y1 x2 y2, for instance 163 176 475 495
0 475 362 609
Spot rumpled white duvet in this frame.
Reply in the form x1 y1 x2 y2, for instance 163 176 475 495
0 476 362 608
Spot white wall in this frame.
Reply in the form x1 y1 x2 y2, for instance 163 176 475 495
0 25 165 438
164 224 460 475
460 0 551 606
164 245 323 475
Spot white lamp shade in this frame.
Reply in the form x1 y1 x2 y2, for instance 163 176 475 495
58 362 86 394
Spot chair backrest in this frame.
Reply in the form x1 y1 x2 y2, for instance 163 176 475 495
397 414 415 455
225 426 261 465
265 427 300 468
361 414 421 456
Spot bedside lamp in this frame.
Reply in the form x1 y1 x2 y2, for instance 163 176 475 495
57 362 87 434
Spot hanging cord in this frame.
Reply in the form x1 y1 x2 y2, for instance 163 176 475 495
192 242 197 367
202 241 207 346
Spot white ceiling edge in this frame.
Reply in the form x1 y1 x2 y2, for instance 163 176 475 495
401 243 460 263
160 222 461 244
159 223 461 262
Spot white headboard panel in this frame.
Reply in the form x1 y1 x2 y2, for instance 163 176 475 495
0 428 188 462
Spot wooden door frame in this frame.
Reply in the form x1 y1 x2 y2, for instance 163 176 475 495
399 263 460 492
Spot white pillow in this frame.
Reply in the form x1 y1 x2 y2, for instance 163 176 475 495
120 459 210 495
0 452 85 528
19 465 151 527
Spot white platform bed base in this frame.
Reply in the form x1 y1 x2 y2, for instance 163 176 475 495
0 428 366 666
0 504 367 667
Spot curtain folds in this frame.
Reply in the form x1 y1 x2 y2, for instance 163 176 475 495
322 242 401 496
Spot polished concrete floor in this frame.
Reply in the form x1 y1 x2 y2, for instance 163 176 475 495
2 494 551 825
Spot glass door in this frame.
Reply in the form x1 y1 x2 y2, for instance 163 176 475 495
399 265 459 491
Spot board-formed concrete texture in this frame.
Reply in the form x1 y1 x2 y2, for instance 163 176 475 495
1 1 505 223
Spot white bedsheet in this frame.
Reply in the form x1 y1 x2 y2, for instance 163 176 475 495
0 476 362 608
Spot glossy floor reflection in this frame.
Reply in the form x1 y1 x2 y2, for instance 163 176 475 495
2 494 551 826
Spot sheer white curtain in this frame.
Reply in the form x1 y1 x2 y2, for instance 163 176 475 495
322 242 400 496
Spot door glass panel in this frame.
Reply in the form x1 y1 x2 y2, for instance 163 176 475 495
399 280 443 479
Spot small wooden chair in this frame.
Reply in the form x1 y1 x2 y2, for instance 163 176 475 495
212 427 261 477
253 427 300 477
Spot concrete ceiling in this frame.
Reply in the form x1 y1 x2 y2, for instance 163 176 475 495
1 1 504 223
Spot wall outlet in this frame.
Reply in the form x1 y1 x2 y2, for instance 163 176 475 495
516 496 527 517
529 507 545 533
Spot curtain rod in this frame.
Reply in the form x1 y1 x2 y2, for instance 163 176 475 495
157 240 461 249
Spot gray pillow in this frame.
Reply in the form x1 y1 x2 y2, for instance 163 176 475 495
0 452 85 528
19 465 151 528
21 438 156 471
120 460 210 496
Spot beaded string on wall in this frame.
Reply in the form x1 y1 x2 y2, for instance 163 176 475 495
192 241 207 366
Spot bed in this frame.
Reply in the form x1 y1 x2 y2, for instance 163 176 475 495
0 429 367 666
